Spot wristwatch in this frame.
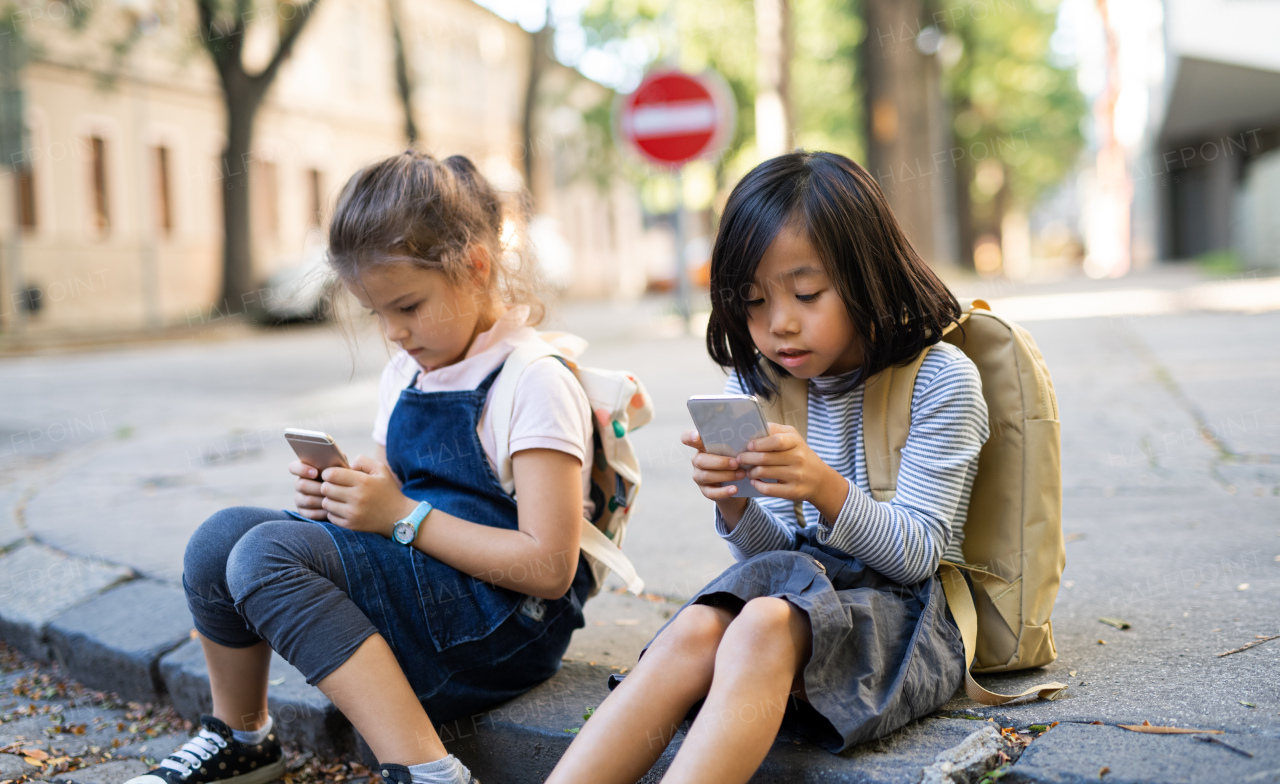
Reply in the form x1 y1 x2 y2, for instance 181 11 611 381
391 500 433 545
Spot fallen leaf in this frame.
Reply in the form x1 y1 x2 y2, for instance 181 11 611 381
1069 670 1078 677
1099 766 1111 778
1097 639 1107 645
22 749 48 761
1240 701 1256 708
1118 722 1223 734
1098 617 1131 630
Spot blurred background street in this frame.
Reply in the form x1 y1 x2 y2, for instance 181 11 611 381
0 0 1278 781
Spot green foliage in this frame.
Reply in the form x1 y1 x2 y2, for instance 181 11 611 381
791 0 864 160
941 0 1086 210
1196 249 1243 275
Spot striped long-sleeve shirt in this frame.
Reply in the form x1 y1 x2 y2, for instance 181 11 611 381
714 342 990 585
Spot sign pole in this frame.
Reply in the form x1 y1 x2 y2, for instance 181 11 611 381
615 67 734 335
673 166 690 332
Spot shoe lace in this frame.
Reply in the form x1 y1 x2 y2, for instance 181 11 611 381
158 728 227 777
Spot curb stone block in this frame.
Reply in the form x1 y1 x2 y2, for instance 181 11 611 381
45 579 195 703
1004 723 1280 784
0 543 134 661
159 638 352 757
442 661 986 783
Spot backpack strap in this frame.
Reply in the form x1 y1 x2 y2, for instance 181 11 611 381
940 563 1067 705
490 340 562 495
580 521 644 595
861 347 932 502
489 339 646 595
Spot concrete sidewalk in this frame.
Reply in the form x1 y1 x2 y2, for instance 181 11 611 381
1 267 1278 782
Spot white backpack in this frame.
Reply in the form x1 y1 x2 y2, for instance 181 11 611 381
488 334 652 597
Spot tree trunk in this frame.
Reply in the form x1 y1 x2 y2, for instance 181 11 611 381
220 88 260 310
196 0 322 307
951 101 975 269
387 0 418 146
754 0 792 158
861 0 952 265
522 3 552 201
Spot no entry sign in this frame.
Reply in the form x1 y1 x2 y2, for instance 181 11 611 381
617 69 735 167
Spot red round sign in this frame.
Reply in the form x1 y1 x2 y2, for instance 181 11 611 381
618 69 735 167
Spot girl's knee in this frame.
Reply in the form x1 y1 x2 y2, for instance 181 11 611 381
225 520 304 600
650 604 732 658
736 597 794 631
720 598 808 664
184 507 265 590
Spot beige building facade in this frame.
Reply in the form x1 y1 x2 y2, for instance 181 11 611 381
1 0 651 335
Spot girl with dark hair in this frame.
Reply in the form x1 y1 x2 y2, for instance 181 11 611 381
127 152 599 784
548 151 989 783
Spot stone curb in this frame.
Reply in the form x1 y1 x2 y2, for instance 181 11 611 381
1004 722 1280 783
2 536 1269 783
0 538 348 759
0 542 133 662
46 579 198 704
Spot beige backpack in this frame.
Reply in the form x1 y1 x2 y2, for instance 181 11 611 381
760 300 1066 705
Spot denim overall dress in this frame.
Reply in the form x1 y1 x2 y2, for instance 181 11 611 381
293 364 593 724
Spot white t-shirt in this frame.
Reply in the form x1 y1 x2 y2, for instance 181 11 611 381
372 304 595 518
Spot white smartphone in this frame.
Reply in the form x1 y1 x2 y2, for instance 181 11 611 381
686 394 778 498
283 428 349 471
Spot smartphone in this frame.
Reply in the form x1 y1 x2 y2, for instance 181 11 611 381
284 428 349 471
686 394 777 498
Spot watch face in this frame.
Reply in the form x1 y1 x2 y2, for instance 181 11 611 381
393 522 414 544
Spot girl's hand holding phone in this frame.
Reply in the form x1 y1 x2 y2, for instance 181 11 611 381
735 423 849 518
315 456 417 535
681 429 753 528
289 460 330 521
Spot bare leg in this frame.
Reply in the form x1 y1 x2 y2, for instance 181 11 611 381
199 629 446 765
199 633 271 731
661 598 811 784
315 633 446 765
546 605 736 784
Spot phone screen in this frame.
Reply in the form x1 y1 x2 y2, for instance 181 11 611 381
686 395 777 498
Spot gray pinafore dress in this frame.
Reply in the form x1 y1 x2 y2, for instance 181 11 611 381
645 525 964 753
287 364 594 725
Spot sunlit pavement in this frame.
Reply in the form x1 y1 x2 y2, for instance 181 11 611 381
1 265 1278 779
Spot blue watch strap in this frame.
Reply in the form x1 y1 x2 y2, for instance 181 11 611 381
394 500 433 543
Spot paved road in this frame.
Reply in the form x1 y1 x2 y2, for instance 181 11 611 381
1 267 1278 779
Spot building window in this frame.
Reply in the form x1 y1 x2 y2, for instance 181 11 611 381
16 160 35 231
306 168 323 228
88 134 110 234
251 158 278 239
153 145 173 236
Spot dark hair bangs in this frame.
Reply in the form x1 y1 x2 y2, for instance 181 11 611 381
705 151 962 400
